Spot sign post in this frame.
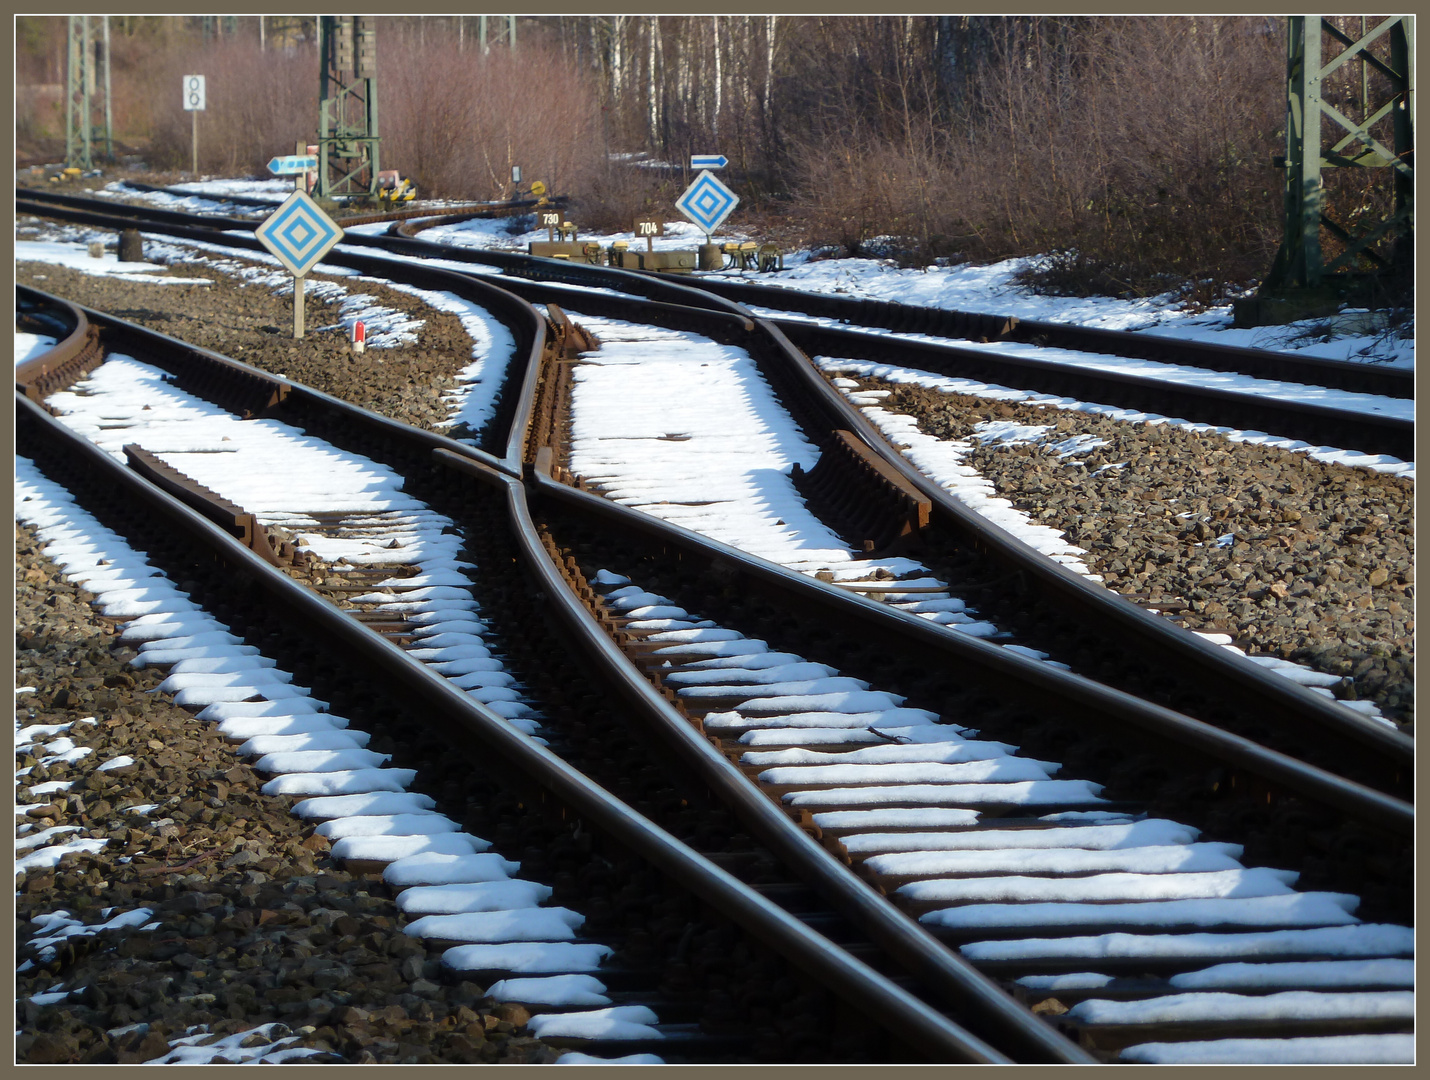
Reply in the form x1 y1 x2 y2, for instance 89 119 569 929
254 190 344 340
182 75 206 175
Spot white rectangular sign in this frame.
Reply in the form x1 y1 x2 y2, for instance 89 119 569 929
182 75 206 112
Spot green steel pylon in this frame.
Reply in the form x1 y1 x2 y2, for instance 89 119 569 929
317 16 380 199
64 16 114 171
1266 15 1414 290
479 16 517 54
64 16 92 170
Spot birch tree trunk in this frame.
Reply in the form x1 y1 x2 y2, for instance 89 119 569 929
712 16 722 140
611 15 626 103
764 16 776 118
647 16 660 145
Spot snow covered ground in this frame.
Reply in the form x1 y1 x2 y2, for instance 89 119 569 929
819 356 1412 481
93 177 505 219
16 229 515 443
15 184 1414 1066
16 354 662 1061
400 214 1415 370
96 178 1414 369
15 238 210 284
561 309 1037 655
15 332 56 366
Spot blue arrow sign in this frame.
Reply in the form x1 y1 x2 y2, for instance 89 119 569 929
690 154 728 169
675 170 740 235
268 154 318 176
254 190 343 277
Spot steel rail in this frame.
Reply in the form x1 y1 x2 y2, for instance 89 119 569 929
519 461 1412 837
15 195 734 471
15 286 523 486
14 204 546 468
19 194 1416 1061
14 388 1017 1066
347 247 1414 795
16 189 740 321
24 282 1407 828
358 228 746 316
20 182 563 231
741 316 1416 778
384 204 1412 399
21 189 1411 406
438 449 1091 1062
373 223 1414 459
19 187 257 230
19 292 1411 1057
15 199 1412 785
641 273 1416 401
14 290 104 403
111 179 566 223
770 318 1413 461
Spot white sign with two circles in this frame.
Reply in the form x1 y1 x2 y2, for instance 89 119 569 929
182 75 206 111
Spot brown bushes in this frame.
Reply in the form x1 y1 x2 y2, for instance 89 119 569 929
20 16 1314 298
124 37 317 174
379 39 604 202
23 19 607 202
792 17 1287 296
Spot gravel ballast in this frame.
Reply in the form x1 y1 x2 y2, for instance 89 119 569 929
16 223 1412 730
16 222 480 436
13 204 1415 1064
860 379 1413 730
14 521 564 1064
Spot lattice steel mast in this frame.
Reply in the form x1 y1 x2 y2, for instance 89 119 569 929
479 16 517 53
65 16 113 170
317 16 380 199
1265 16 1414 292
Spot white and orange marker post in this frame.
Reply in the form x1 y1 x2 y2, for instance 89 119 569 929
352 320 365 354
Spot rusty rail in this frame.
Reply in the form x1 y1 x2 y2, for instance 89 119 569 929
791 429 932 554
121 444 302 568
15 292 105 405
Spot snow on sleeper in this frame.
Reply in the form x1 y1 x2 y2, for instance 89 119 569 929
22 354 668 1058
586 568 1412 1064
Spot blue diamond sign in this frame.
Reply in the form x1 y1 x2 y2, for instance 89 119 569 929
675 170 739 235
254 190 343 278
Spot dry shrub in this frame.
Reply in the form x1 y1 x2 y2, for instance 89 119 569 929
794 131 977 263
124 30 608 201
380 39 604 202
129 37 316 174
573 165 679 233
796 17 1286 295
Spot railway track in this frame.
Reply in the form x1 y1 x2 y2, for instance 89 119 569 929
106 180 563 229
33 182 1416 402
15 292 1032 1064
19 184 556 237
15 193 1412 794
388 206 1414 402
13 273 1414 1063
